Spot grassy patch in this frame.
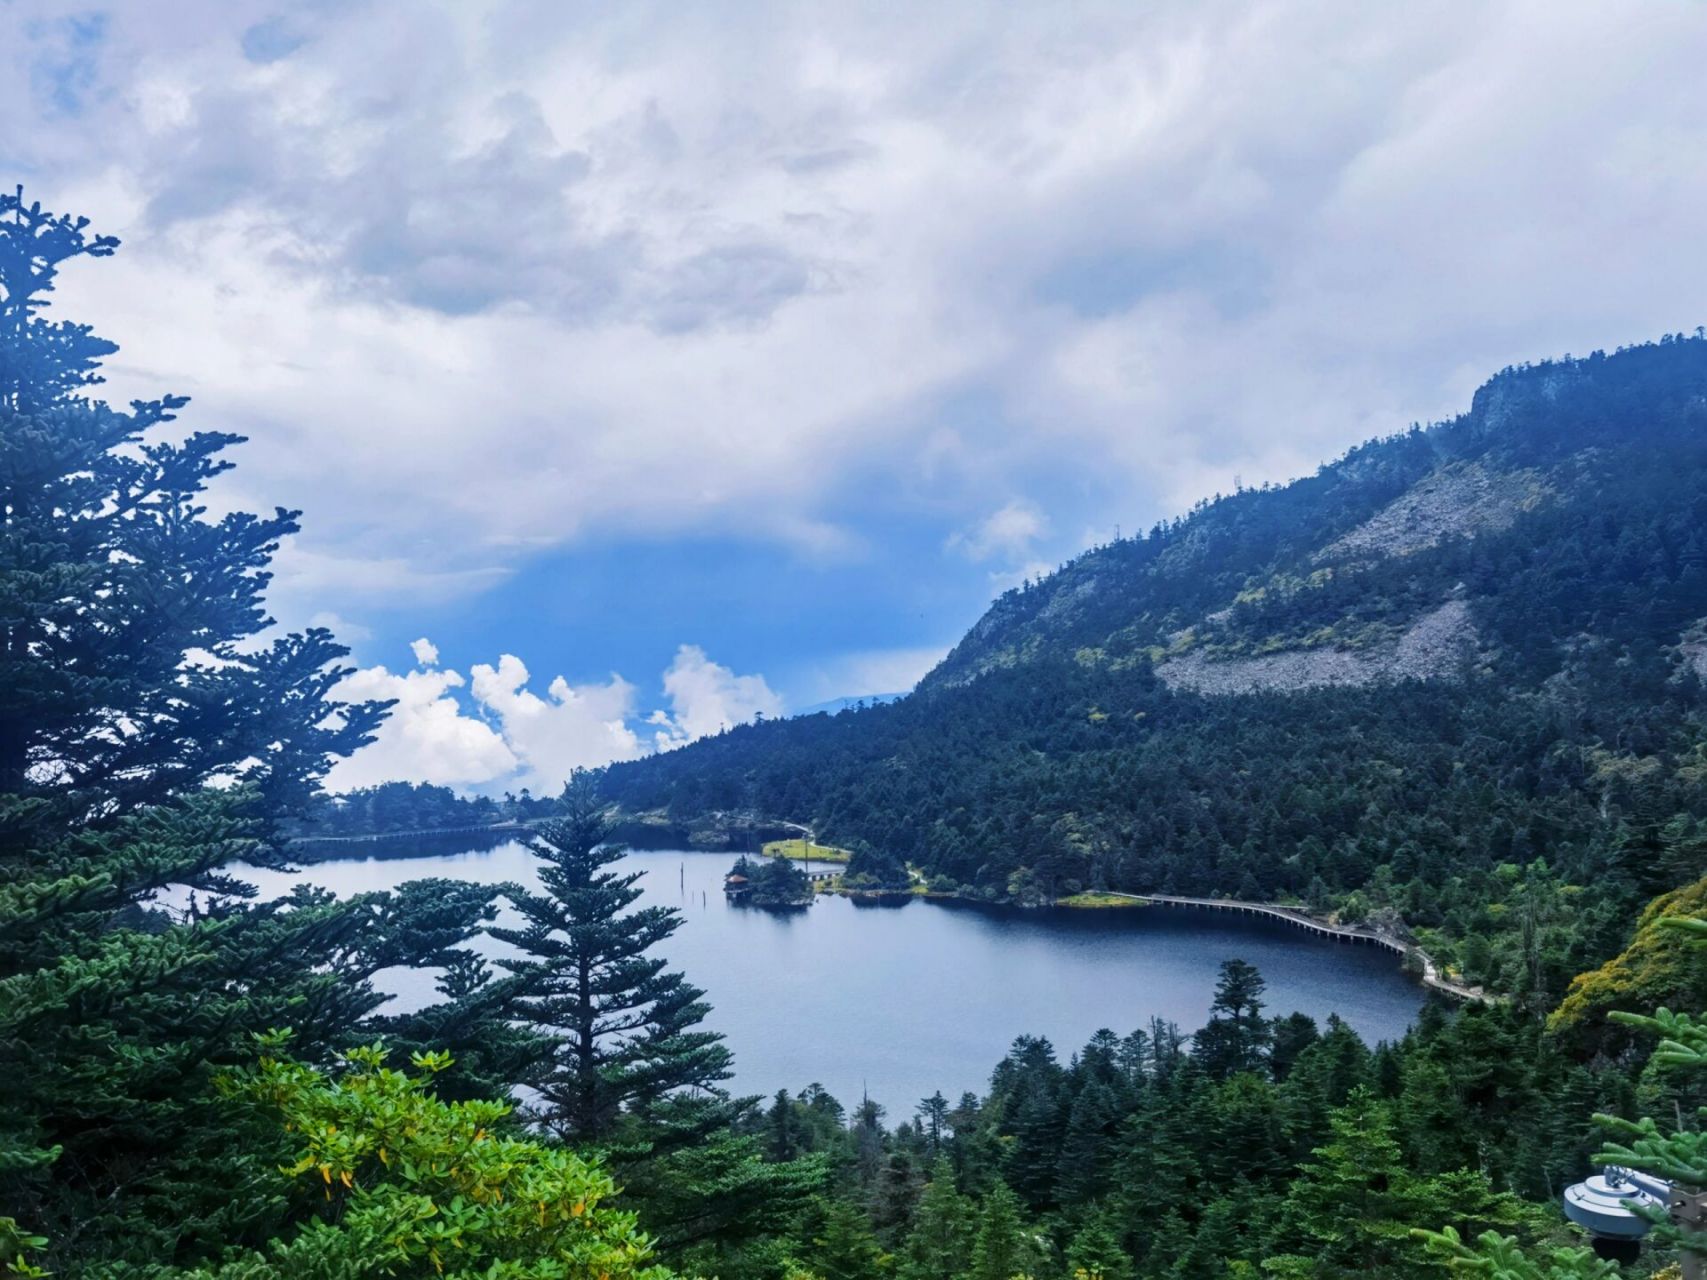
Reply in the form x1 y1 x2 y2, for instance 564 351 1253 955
761 839 851 863
1055 892 1148 909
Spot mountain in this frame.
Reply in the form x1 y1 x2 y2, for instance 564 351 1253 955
601 335 1707 996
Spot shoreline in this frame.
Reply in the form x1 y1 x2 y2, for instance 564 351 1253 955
822 880 1491 1004
278 828 1489 1005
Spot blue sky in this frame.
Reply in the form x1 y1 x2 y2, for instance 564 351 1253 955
7 1 1707 792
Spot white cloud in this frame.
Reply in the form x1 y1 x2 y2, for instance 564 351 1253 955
323 662 516 791
9 0 1707 635
323 640 783 793
307 610 372 644
467 654 646 792
651 645 786 749
951 500 1050 563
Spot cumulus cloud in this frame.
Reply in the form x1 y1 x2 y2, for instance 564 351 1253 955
950 500 1055 590
323 662 516 792
467 654 646 791
324 641 781 793
651 645 786 749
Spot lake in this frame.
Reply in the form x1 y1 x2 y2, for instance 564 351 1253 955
215 843 1425 1111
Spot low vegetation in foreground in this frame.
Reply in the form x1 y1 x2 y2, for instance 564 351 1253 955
5 193 1707 1278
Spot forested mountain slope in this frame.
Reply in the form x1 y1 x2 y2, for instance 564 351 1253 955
601 335 1707 997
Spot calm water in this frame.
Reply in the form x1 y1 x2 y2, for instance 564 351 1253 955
207 844 1424 1110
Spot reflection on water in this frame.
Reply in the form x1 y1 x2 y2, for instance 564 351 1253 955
198 843 1426 1110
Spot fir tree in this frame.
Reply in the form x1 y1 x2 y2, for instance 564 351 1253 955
1194 959 1273 1081
1263 1087 1522 1278
896 1157 975 1280
1055 1080 1122 1205
969 1182 1043 1280
491 780 733 1140
811 1197 887 1280
490 781 819 1261
917 1090 950 1158
0 189 505 1273
1065 1206 1132 1280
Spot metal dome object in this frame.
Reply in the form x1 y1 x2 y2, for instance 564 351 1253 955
1562 1167 1671 1240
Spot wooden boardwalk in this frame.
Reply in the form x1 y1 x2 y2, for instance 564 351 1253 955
1107 892 1491 1004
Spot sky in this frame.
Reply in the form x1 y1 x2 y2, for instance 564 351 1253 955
6 1 1707 793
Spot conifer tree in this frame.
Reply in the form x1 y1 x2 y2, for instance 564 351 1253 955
917 1090 950 1158
492 779 733 1139
490 780 822 1260
1055 1080 1122 1204
969 1182 1043 1280
0 189 505 1273
1066 1206 1133 1280
811 1198 887 1280
1263 1087 1523 1278
1194 958 1273 1080
896 1157 974 1280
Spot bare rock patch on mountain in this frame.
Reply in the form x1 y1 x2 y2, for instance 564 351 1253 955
1317 462 1548 562
1156 600 1477 696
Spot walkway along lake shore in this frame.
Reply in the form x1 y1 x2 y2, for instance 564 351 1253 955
1110 892 1493 1004
286 819 1488 1004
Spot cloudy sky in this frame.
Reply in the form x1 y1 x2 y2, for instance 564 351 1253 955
7 1 1706 792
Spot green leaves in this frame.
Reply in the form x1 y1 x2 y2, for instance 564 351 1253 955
1411 1226 1617 1279
175 1044 676 1279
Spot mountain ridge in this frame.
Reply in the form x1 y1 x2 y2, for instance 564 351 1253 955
601 333 1707 994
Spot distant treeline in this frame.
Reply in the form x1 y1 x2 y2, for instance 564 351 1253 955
291 780 560 837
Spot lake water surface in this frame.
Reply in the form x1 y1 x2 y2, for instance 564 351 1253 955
224 844 1424 1110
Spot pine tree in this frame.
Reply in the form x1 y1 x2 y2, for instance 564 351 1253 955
490 781 818 1261
917 1090 950 1158
869 1147 924 1244
969 1182 1043 1280
1066 1206 1132 1280
1194 959 1273 1080
1055 1081 1122 1205
491 780 732 1139
896 1157 975 1280
769 1089 802 1162
811 1197 887 1280
1263 1087 1522 1278
0 190 504 1273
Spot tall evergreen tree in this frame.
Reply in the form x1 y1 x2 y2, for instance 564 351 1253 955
1263 1087 1522 1278
968 1182 1043 1280
896 1157 975 1280
491 780 733 1139
811 1198 887 1280
1065 1206 1133 1280
917 1090 950 1158
0 190 503 1273
1193 959 1273 1080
